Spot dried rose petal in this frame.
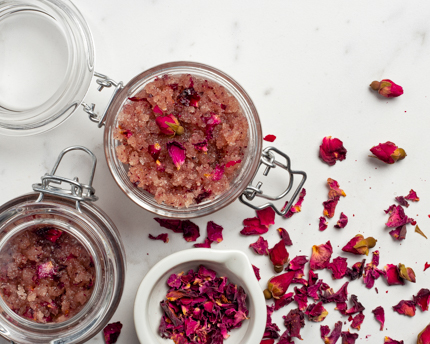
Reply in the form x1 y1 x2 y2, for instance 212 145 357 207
369 142 406 164
425 263 430 271
103 321 123 344
327 178 346 199
363 251 384 288
274 293 294 311
323 197 339 219
405 189 419 202
240 217 269 235
370 79 403 98
266 271 296 299
261 340 275 344
251 265 261 281
178 85 200 107
257 207 276 227
321 321 343 344
128 96 147 102
148 143 162 163
283 188 306 218
182 220 200 242
154 218 183 233
206 221 223 243
372 306 385 331
320 282 349 304
393 300 416 316
384 264 404 286
193 139 208 153
384 337 404 344
226 159 241 168
264 134 277 142
319 217 328 231
385 204 413 227
148 233 169 243
152 105 163 115
166 141 186 170
350 312 364 330
201 113 220 139
263 304 280 340
389 225 407 241
342 234 376 256
282 308 305 340
37 261 56 279
346 259 366 281
413 289 430 312
211 164 225 181
277 228 293 246
395 196 409 208
341 331 359 344
193 238 212 248
305 302 328 322
418 323 430 344
269 240 289 272
156 114 184 136
335 302 347 315
334 213 348 229
36 227 63 243
293 286 308 311
398 263 416 283
327 256 348 280
345 295 365 315
288 256 308 272
416 225 428 239
310 241 333 270
319 136 347 166
250 236 269 255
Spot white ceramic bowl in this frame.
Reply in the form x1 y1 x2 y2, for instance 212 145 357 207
134 249 266 344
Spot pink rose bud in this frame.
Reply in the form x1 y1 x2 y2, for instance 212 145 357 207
369 141 406 164
370 79 403 98
155 114 184 136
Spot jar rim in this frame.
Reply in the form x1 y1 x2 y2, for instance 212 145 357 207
103 61 263 218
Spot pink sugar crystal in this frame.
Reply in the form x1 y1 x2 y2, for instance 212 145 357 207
115 74 249 208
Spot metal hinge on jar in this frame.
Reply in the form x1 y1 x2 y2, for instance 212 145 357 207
81 72 123 128
239 147 307 216
32 146 98 213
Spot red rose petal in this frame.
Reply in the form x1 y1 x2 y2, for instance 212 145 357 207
319 136 347 166
282 308 305 340
294 286 308 311
385 204 413 228
154 218 183 233
363 251 384 288
257 207 276 227
370 141 406 164
327 178 346 199
193 140 208 152
148 143 162 162
211 164 225 181
36 227 63 243
153 105 163 115
263 304 280 339
277 228 293 246
206 221 223 243
167 141 186 170
274 292 294 311
393 300 416 317
418 323 430 344
319 217 328 231
327 256 348 279
389 225 407 241
342 234 364 255
350 312 365 330
384 337 404 344
405 189 419 202
310 241 333 270
345 259 366 281
345 294 365 315
249 236 269 255
321 321 343 344
103 322 123 344
226 160 241 168
252 265 261 281
182 220 200 242
341 330 359 344
269 240 289 269
267 271 296 299
240 217 269 235
320 282 349 304
384 264 404 286
334 212 348 229
148 233 169 243
283 188 306 218
425 262 430 272
372 306 385 331
193 238 212 248
395 196 409 208
413 289 430 312
305 302 328 322
323 197 339 219
264 134 277 142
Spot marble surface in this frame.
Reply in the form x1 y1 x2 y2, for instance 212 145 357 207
1 0 430 343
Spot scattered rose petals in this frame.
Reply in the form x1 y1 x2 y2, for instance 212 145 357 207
416 225 428 239
384 337 404 344
319 136 347 166
148 233 169 243
282 308 305 340
405 189 419 202
321 321 343 344
193 238 212 248
413 289 430 312
182 220 200 242
345 295 365 315
327 178 346 199
398 263 416 283
252 265 261 281
277 228 293 246
305 302 328 322
319 217 328 231
393 300 416 317
323 197 339 219
257 207 276 227
395 196 409 208
418 323 430 344
226 160 241 168
156 114 184 136
327 256 348 279
264 134 277 142
384 264 404 286
370 79 403 98
166 141 186 170
369 142 406 164
274 293 294 311
250 236 269 255
334 212 348 229
240 217 269 235
265 271 296 299
389 225 407 241
206 221 223 243
363 251 384 288
372 306 385 331
341 330 359 344
385 204 413 227
269 240 289 272
283 188 306 218
310 241 333 270
346 259 366 281
103 321 123 344
350 312 365 330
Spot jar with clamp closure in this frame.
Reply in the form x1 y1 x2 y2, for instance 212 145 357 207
0 146 126 344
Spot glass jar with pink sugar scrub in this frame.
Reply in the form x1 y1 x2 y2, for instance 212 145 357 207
0 0 306 218
0 146 126 344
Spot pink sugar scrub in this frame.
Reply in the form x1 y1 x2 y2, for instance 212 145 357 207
114 74 249 208
0 227 95 323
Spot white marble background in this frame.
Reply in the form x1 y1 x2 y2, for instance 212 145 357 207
1 0 430 343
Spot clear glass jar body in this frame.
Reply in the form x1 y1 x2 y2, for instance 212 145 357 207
0 193 126 344
103 61 263 218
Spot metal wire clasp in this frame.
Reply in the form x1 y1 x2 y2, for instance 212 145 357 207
81 72 123 128
239 146 307 216
32 146 99 213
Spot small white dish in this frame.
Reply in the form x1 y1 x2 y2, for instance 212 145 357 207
134 248 266 344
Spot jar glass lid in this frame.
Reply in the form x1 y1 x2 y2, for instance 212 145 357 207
0 0 94 136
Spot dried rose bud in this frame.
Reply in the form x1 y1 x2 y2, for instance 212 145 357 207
265 271 295 299
398 263 416 283
156 114 184 136
167 141 186 170
418 323 430 344
353 236 377 256
269 240 289 272
384 264 404 286
319 136 347 166
370 79 403 98
369 141 406 164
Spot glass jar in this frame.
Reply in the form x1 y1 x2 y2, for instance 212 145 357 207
0 146 126 344
0 0 306 218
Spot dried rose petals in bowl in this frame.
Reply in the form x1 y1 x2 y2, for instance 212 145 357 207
134 249 265 344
